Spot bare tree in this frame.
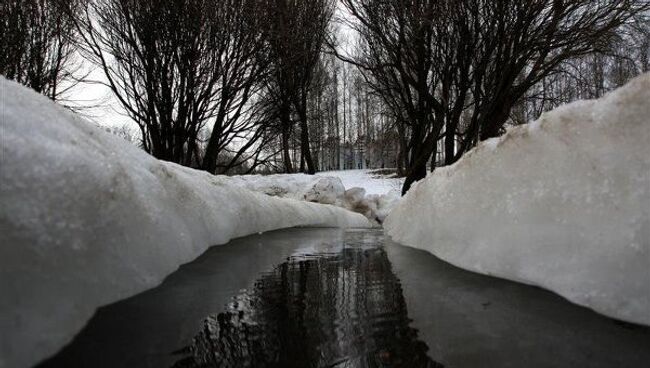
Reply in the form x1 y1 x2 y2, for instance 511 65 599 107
260 0 335 174
76 0 268 169
199 0 269 174
1 0 84 102
341 0 649 194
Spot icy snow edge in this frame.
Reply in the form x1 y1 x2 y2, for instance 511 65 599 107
385 73 650 326
0 78 371 368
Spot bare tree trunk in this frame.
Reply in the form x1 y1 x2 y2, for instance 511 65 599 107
281 111 294 173
444 123 457 166
297 94 317 174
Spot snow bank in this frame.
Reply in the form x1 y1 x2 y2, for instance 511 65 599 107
385 74 650 326
0 78 371 368
221 173 324 199
221 171 401 223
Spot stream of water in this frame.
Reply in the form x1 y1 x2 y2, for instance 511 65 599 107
39 228 650 367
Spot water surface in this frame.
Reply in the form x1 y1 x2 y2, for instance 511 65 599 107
39 228 650 367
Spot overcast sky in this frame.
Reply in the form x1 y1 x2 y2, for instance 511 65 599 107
70 2 358 130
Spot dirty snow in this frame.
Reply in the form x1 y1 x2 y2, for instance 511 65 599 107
221 169 403 223
0 78 371 368
385 73 650 326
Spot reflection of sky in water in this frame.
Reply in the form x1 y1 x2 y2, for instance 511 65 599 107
38 228 650 368
171 234 440 368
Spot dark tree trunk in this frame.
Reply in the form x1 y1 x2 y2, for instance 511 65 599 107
402 160 427 196
401 118 440 195
480 99 513 141
444 123 457 166
202 126 222 174
281 116 294 173
298 105 317 174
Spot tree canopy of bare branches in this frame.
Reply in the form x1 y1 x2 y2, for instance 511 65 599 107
259 0 335 174
76 0 269 170
1 0 84 101
341 0 649 194
3 0 647 183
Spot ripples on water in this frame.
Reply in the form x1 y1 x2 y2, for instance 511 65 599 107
171 232 441 368
37 229 650 368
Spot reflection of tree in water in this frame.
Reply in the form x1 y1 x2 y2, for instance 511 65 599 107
172 247 442 368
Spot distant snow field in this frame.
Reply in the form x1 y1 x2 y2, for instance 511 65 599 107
319 169 404 196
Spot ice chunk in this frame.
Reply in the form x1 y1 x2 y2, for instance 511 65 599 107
302 177 345 205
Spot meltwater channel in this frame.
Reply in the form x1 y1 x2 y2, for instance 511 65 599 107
40 229 650 368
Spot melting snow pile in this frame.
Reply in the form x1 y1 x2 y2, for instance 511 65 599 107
221 173 329 199
0 78 371 368
221 171 401 223
386 74 650 326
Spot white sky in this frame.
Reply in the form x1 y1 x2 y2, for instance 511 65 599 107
70 1 359 129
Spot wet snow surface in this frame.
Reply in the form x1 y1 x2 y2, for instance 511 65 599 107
386 73 650 326
0 77 370 368
41 229 650 368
